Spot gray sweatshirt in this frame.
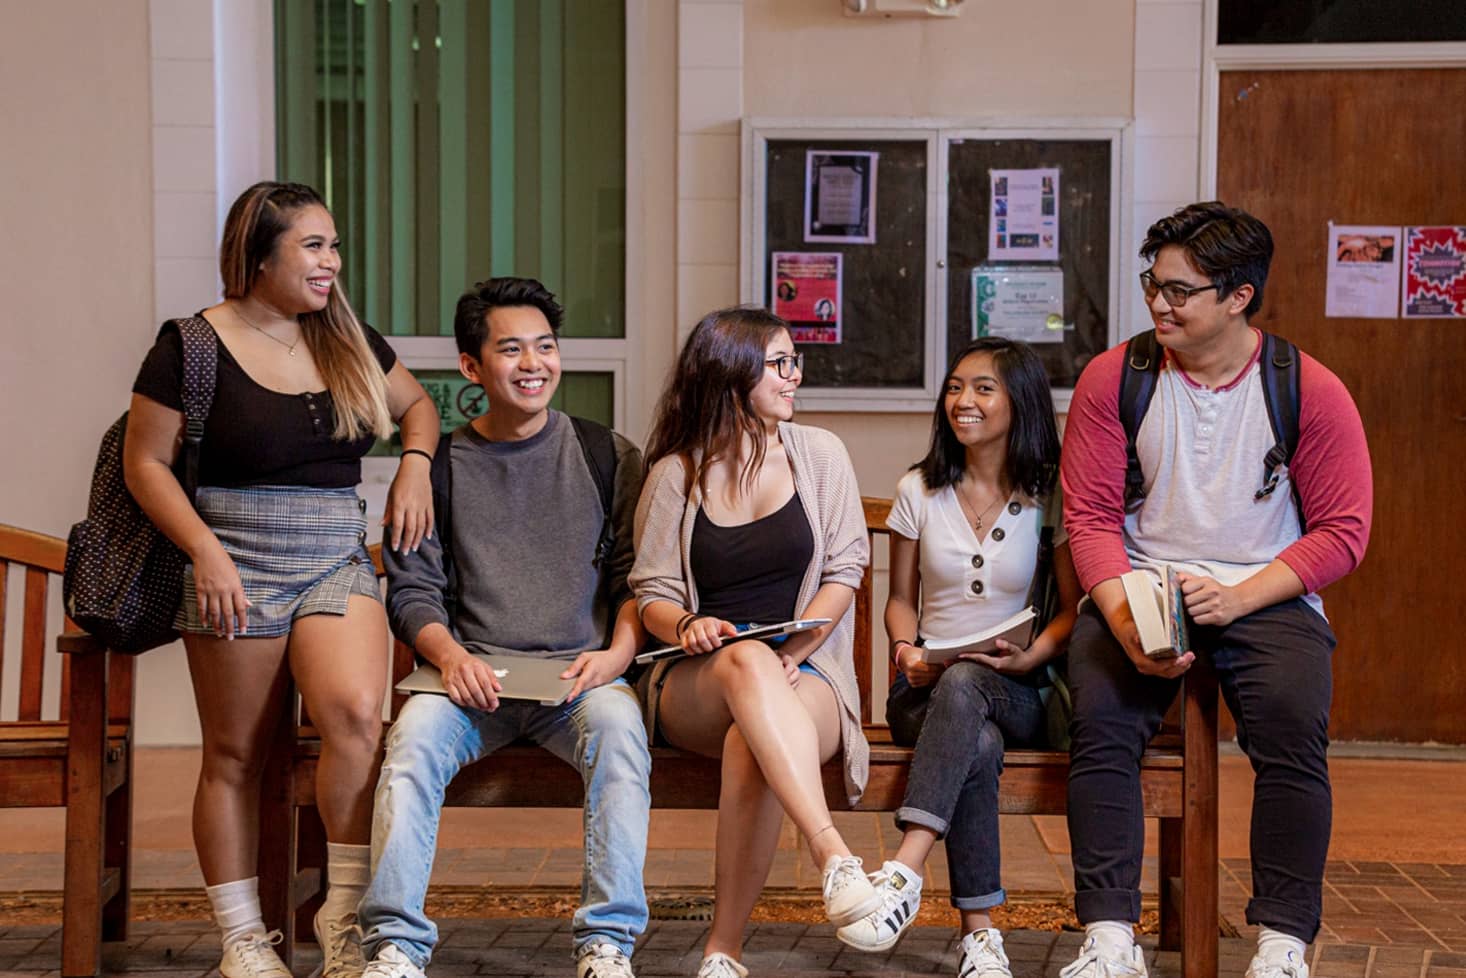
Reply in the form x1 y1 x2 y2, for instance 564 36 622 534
385 412 643 659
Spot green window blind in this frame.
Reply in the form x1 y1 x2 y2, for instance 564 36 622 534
275 0 626 339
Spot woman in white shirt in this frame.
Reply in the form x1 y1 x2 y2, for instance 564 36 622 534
837 338 1081 978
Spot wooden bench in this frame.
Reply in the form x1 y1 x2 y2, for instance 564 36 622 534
261 499 1219 978
0 525 137 977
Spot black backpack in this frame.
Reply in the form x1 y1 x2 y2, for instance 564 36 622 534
63 318 218 653
1118 328 1304 530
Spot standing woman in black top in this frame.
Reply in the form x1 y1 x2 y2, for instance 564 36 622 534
124 182 439 978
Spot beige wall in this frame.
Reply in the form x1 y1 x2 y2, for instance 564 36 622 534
742 0 1135 119
0 1 157 723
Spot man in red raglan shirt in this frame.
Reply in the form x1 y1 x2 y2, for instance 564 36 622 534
1057 203 1372 978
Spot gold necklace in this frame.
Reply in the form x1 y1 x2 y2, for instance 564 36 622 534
958 483 1005 534
236 305 301 357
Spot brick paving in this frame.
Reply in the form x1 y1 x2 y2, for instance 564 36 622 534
5 918 1466 978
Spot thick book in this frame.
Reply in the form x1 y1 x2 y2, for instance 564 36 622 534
1120 567 1190 659
919 607 1038 665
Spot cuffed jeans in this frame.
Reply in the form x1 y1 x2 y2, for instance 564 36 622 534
886 660 1047 910
1066 598 1335 941
358 680 651 966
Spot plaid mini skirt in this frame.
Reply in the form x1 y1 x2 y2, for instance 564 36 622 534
176 485 380 638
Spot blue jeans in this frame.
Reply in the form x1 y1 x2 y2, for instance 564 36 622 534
358 680 651 966
885 660 1046 909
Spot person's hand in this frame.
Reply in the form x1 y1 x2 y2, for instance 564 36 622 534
896 643 945 688
960 638 1047 676
384 452 435 553
681 616 738 655
1114 615 1194 679
561 648 632 702
1178 572 1245 627
440 647 502 711
779 652 801 688
189 540 250 639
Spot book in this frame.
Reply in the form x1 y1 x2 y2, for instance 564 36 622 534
1120 567 1190 659
919 607 1038 665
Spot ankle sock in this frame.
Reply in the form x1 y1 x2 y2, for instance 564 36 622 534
1085 920 1136 956
321 842 372 923
206 877 265 947
1257 927 1307 964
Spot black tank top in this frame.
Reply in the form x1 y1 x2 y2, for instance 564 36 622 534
691 492 814 625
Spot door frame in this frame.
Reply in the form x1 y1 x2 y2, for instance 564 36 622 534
1199 0 1466 196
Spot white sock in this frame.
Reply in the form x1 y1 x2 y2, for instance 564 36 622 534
320 842 371 923
206 877 265 947
888 860 923 886
1085 920 1136 956
1257 927 1307 964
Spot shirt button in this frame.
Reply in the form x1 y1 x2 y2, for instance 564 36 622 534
991 527 1006 542
971 553 984 569
1008 501 1022 515
970 580 984 595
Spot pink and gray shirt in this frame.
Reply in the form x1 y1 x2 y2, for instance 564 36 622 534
1060 330 1372 619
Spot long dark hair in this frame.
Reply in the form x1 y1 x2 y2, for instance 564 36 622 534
644 306 791 497
914 338 1060 499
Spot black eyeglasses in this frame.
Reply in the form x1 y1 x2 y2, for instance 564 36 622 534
1138 270 1221 308
765 353 804 379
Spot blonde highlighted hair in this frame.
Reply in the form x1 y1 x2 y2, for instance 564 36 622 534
219 182 393 441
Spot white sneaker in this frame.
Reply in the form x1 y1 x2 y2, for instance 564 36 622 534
577 941 637 978
220 930 292 978
312 908 366 978
1059 936 1148 978
821 854 882 927
696 952 749 978
1245 950 1309 978
835 860 923 951
360 943 427 978
958 928 1013 978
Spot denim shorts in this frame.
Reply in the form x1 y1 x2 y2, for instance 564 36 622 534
176 485 380 638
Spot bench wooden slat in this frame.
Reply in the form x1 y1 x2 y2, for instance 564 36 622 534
20 568 48 721
0 558 8 709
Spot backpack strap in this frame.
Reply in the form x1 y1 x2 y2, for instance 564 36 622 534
1255 331 1305 530
1118 330 1162 509
174 317 219 500
428 429 458 625
569 416 619 568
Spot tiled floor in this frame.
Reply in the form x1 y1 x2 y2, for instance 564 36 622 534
3 747 1465 975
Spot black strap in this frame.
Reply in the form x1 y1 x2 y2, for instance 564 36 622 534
174 317 219 500
1255 331 1305 530
1118 330 1162 509
569 416 618 568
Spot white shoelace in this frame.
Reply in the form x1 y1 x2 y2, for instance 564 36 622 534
1247 952 1307 978
959 930 1012 978
822 855 868 902
1059 940 1146 978
697 952 748 978
227 930 290 978
579 943 635 978
317 916 365 978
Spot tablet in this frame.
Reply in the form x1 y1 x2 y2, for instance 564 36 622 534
634 618 833 665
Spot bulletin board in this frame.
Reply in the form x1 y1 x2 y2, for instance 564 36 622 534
745 121 1125 409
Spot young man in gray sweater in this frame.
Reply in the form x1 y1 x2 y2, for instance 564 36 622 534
357 278 650 978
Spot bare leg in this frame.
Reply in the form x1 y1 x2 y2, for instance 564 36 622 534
893 826 940 878
288 595 390 842
702 726 786 960
961 909 996 934
184 634 291 885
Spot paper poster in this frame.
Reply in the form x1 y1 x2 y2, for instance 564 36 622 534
1326 224 1401 318
804 151 877 244
972 266 1066 343
988 168 1060 262
771 251 843 344
1402 226 1466 318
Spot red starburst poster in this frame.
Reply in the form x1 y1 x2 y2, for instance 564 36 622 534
1402 226 1466 319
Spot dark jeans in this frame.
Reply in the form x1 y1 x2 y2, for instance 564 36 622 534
1066 598 1336 941
887 660 1046 910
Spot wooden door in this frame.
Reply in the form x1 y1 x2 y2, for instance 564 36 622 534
1216 68 1466 742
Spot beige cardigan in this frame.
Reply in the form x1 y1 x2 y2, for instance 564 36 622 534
629 421 871 804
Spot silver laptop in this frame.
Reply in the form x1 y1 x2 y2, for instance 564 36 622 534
395 651 577 707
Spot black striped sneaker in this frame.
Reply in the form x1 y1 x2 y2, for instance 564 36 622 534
834 860 923 951
958 928 1012 978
